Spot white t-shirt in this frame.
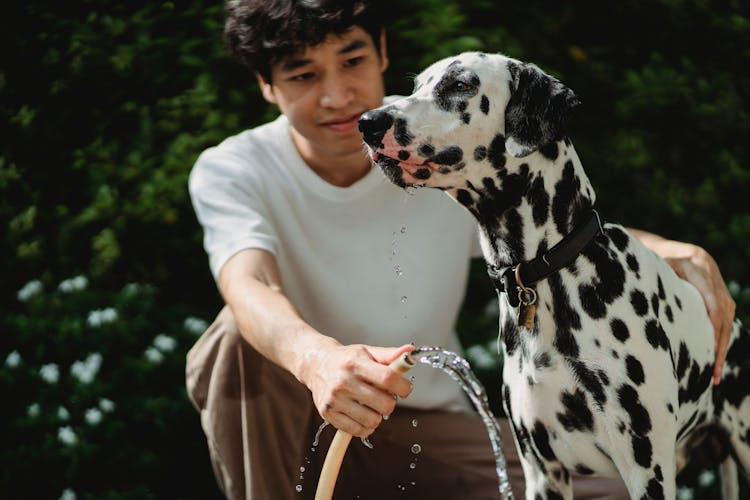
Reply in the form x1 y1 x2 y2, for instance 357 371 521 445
189 112 482 412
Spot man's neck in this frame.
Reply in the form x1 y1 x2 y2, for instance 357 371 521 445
290 130 372 187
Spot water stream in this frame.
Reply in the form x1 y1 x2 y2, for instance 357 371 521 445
409 346 515 500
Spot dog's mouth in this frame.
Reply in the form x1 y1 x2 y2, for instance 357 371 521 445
367 149 434 188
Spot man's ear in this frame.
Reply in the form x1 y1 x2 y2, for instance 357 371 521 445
378 29 389 72
504 61 580 158
256 72 278 104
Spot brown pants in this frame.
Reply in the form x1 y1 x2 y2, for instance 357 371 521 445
186 306 629 499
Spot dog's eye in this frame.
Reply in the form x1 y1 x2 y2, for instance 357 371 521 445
451 81 469 92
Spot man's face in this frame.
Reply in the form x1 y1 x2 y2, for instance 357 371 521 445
259 26 389 163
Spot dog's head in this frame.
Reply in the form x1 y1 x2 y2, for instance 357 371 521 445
359 52 580 190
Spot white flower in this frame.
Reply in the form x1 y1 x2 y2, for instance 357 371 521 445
153 333 177 353
676 486 694 500
98 398 115 412
122 282 141 296
17 279 43 302
465 344 498 370
40 363 60 384
183 316 208 335
57 406 70 421
27 403 41 418
698 469 716 487
87 307 118 327
85 407 103 425
144 346 164 363
59 488 77 500
57 426 78 446
70 352 103 384
58 275 88 293
5 350 22 368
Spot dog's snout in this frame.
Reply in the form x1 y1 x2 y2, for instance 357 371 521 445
359 110 393 147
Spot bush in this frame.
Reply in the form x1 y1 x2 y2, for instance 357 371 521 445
2 0 748 498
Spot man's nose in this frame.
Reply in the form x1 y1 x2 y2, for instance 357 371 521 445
359 109 393 147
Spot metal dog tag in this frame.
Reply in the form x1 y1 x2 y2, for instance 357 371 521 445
517 288 537 330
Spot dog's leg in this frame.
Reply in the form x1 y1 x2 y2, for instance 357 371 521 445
502 385 573 500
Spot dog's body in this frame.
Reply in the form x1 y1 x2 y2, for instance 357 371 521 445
359 52 750 499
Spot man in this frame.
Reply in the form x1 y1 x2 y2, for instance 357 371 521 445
186 1 736 498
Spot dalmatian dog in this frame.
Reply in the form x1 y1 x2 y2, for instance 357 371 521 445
359 52 750 499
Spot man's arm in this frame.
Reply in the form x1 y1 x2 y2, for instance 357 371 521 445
218 248 413 436
628 229 737 385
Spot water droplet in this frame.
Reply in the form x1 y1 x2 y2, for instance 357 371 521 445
296 484 303 492
383 413 389 421
313 421 329 446
394 264 403 276
409 375 416 383
400 296 408 304
411 481 416 486
411 444 421 454
400 225 407 234
361 436 374 449
409 462 416 469
412 418 418 428
300 466 305 473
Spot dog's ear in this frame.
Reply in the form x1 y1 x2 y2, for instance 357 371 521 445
504 61 580 158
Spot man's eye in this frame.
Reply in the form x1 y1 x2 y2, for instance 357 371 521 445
344 56 364 67
290 72 315 82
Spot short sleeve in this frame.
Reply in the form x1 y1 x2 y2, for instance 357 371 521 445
188 145 279 281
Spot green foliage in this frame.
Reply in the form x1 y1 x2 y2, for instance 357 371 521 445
2 0 749 498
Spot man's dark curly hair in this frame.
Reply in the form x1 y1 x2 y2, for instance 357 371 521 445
224 0 384 82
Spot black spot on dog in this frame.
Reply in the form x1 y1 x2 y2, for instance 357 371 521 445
650 293 660 316
575 464 594 475
644 477 664 499
456 189 474 209
432 146 463 165
474 145 487 161
548 273 581 357
618 384 652 436
630 290 649 316
632 434 653 468
545 489 565 500
414 168 431 180
398 150 410 161
607 226 629 252
626 355 645 385
676 342 690 379
626 254 640 275
531 421 557 461
461 112 471 124
667 403 674 414
556 389 595 432
487 134 507 170
678 361 713 405
571 359 607 408
581 241 626 305
534 351 552 369
674 295 683 310
393 118 414 146
654 465 663 481
665 305 674 323
527 175 550 227
645 320 670 351
611 318 630 342
598 369 610 386
539 142 559 161
418 143 435 157
657 276 666 300
502 313 520 357
580 284 606 319
480 94 490 114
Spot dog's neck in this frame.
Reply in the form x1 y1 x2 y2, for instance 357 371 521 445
449 139 596 269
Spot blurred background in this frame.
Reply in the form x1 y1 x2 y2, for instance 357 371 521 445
1 0 748 498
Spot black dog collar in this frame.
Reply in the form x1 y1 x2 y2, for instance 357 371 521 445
487 210 603 307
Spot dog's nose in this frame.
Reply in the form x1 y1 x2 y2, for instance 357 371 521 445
359 110 393 147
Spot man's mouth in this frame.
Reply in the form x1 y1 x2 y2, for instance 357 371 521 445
322 113 362 132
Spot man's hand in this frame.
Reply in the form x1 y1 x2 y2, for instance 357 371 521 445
630 229 736 385
299 343 415 437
